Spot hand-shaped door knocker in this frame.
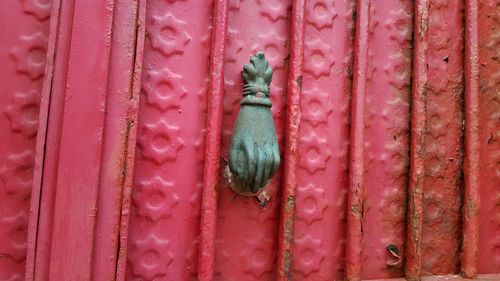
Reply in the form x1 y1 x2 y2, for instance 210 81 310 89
227 52 281 195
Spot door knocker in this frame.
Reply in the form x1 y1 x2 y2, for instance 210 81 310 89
226 52 281 196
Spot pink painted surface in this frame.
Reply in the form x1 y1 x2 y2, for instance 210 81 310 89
0 0 498 280
362 0 412 279
292 0 353 280
24 0 144 280
214 1 290 280
125 0 214 280
0 0 50 280
277 0 304 279
45 1 115 279
198 0 229 279
477 0 500 274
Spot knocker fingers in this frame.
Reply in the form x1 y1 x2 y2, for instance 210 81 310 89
270 145 280 177
253 149 264 193
243 139 256 186
261 147 272 189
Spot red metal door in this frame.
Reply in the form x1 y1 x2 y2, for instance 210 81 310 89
0 1 498 281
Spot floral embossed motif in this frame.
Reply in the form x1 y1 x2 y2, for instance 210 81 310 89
5 89 40 138
142 67 187 111
11 32 48 80
138 120 184 165
0 211 28 262
127 234 174 280
149 13 191 57
133 175 179 221
0 150 35 200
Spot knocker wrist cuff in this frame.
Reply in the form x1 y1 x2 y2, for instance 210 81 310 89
240 95 272 107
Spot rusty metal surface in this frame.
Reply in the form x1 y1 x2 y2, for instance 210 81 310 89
0 0 50 280
421 0 465 275
277 0 304 279
462 0 480 277
406 0 429 279
477 0 500 274
370 273 500 281
292 0 354 280
198 0 229 279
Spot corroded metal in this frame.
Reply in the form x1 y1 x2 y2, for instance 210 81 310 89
227 52 280 195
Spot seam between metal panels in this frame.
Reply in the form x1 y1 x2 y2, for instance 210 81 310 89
90 0 117 278
26 0 77 279
198 0 229 280
461 0 480 278
276 0 305 280
114 0 146 280
24 0 61 277
346 0 370 280
406 0 429 280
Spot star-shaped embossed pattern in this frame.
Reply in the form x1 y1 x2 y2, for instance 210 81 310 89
257 0 291 21
240 233 276 278
5 89 40 138
301 87 332 127
149 13 191 57
21 0 52 21
11 32 48 80
0 150 35 200
296 184 329 224
304 38 335 78
133 175 179 221
127 234 174 280
293 235 326 275
142 67 187 111
306 0 337 30
299 132 331 174
251 31 288 70
137 120 184 165
0 211 28 262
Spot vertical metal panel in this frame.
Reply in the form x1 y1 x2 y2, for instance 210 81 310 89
477 0 500 274
361 0 412 279
346 0 370 279
92 0 145 280
0 1 50 280
28 1 76 279
292 0 354 280
125 0 214 280
198 0 229 279
277 0 305 279
461 0 480 277
46 1 115 279
406 0 429 279
214 1 291 280
25 0 144 280
116 1 147 280
421 0 464 275
407 0 466 278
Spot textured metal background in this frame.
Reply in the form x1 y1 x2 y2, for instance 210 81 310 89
126 0 213 280
214 1 290 280
421 0 464 275
0 0 498 281
0 1 50 280
292 0 353 280
477 0 500 274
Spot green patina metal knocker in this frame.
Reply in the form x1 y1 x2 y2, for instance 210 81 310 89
226 52 281 196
